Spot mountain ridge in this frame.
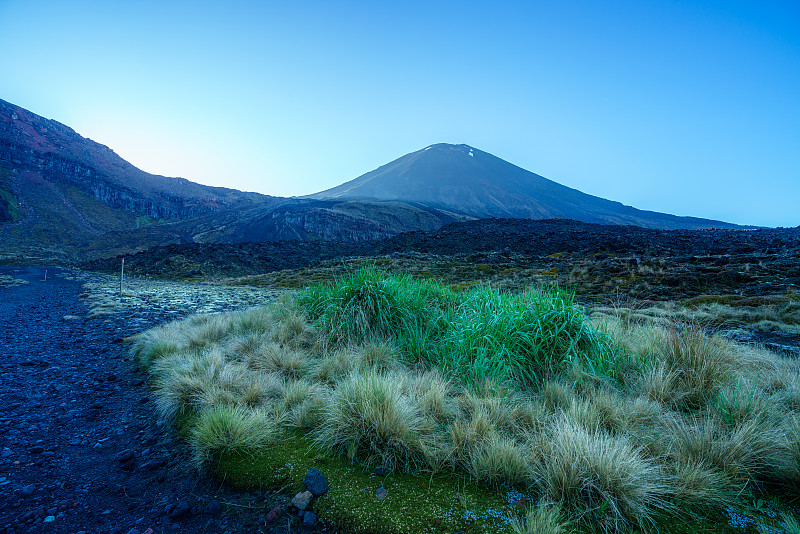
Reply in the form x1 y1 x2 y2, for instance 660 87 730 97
0 99 464 262
0 98 750 265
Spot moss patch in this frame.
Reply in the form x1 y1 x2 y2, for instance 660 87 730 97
216 431 525 534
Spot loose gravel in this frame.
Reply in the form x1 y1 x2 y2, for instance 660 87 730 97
0 266 301 534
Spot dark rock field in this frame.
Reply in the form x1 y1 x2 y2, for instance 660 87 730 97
0 267 307 534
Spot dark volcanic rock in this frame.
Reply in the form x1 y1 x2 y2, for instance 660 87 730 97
304 467 329 496
0 266 295 533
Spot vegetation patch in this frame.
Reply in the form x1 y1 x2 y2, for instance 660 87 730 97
133 270 800 533
0 274 28 287
0 164 20 223
594 297 800 334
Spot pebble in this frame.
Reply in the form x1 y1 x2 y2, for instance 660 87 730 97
17 483 36 497
168 500 191 519
265 505 283 523
304 467 329 496
302 511 317 528
0 268 294 533
202 499 222 516
292 490 314 512
115 449 135 464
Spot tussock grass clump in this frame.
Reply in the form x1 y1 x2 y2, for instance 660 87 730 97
511 501 572 534
668 413 790 483
190 405 280 466
435 286 610 388
299 268 454 349
532 416 669 532
134 270 800 533
670 459 740 511
465 434 530 486
313 370 432 470
658 327 736 409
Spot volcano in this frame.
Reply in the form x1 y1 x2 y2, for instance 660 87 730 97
310 143 739 230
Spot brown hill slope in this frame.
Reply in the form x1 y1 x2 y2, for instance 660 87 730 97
0 100 465 263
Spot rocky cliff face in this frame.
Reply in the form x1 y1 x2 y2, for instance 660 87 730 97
0 99 263 221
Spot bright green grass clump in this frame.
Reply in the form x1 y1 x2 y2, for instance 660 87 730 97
300 268 609 388
131 270 800 534
299 268 456 357
435 285 610 387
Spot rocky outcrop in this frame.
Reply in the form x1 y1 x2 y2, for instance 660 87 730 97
0 132 235 220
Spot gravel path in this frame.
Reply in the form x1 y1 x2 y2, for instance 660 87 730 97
0 267 298 534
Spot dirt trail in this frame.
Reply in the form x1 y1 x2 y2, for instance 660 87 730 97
0 267 293 534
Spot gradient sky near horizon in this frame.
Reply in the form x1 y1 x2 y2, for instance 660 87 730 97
1 1 798 227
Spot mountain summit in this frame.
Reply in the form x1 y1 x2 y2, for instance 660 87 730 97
311 143 738 230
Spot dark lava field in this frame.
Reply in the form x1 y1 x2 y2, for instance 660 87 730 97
86 218 800 303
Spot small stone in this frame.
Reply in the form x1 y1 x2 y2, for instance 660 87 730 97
2 447 13 458
304 467 329 496
374 465 389 476
291 491 313 512
17 484 37 497
302 511 317 528
265 505 283 523
28 446 45 454
202 499 221 516
115 449 135 464
376 486 388 500
169 500 191 519
43 516 55 523
140 458 166 470
126 529 140 534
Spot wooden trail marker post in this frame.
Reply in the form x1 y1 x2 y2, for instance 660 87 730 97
120 258 125 297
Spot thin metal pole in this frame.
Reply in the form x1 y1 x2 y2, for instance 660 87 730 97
120 258 125 297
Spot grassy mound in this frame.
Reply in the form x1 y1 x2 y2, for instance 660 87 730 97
131 269 800 533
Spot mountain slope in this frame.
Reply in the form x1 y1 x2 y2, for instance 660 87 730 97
0 100 469 262
310 143 740 230
0 98 287 257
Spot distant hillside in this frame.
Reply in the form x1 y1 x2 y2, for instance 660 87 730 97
0 100 465 263
0 98 281 255
310 143 741 230
0 100 751 266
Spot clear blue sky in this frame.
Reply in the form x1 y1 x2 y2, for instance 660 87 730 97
1 0 797 227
